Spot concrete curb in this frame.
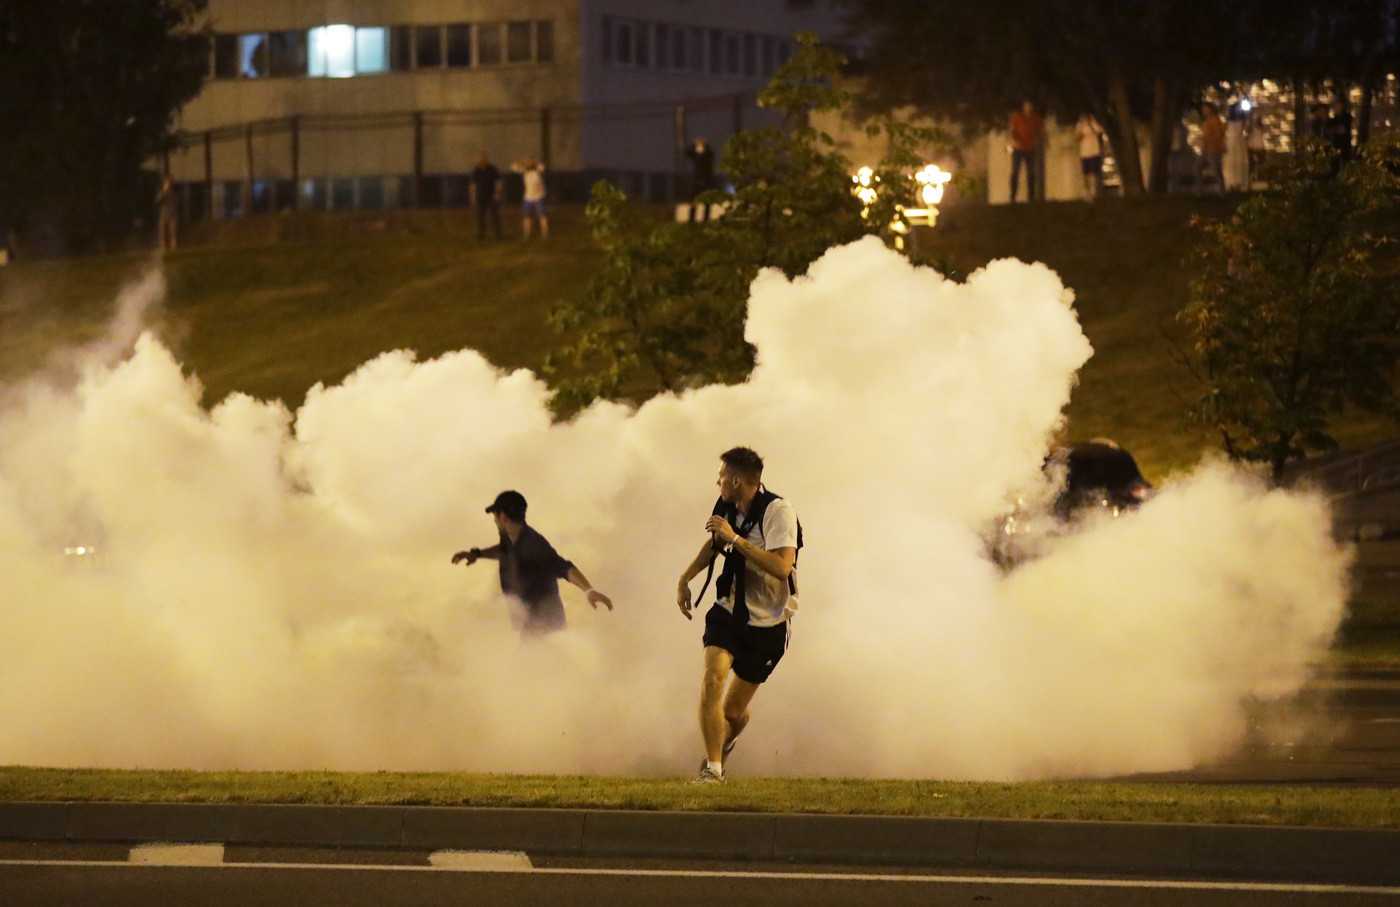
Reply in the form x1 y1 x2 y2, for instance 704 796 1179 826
0 802 1397 884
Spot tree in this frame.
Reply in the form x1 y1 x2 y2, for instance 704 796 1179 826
817 0 1393 195
546 32 945 411
0 0 209 255
1177 137 1400 482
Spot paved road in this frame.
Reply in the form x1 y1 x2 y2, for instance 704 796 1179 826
3 852 1398 907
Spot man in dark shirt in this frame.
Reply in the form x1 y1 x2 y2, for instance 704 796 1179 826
470 152 503 241
452 490 612 635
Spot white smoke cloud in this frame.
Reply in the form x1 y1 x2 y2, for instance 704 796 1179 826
0 237 1348 778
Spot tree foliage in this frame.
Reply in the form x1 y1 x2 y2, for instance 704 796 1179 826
546 32 946 411
1178 137 1400 481
819 0 1399 194
0 0 209 255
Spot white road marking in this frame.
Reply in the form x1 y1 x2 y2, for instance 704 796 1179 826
128 843 225 865
1 859 1398 895
428 850 531 869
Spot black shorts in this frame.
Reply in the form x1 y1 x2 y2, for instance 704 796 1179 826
702 604 789 684
1081 155 1104 175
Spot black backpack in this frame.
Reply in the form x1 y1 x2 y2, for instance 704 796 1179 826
697 489 802 610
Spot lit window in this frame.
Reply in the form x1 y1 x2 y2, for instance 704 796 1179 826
239 33 268 77
309 25 356 77
356 27 389 74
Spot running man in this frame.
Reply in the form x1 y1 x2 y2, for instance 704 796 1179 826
676 447 800 784
453 490 612 636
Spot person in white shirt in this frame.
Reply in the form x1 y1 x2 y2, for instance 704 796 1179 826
511 157 548 238
1076 113 1105 199
677 447 800 784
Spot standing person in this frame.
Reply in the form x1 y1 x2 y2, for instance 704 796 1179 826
470 153 503 241
1075 113 1105 199
156 175 178 252
1197 103 1226 194
676 447 801 784
1008 99 1044 203
684 137 716 222
1246 110 1266 185
511 157 548 239
452 490 612 636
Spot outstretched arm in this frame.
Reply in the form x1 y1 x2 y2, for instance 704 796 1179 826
566 566 612 611
451 544 501 565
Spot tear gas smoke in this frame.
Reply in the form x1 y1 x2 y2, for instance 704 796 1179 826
0 237 1348 778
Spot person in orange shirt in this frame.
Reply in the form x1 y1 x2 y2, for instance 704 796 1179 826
1197 103 1226 194
1008 99 1045 202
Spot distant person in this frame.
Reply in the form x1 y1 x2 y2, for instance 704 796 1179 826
1197 103 1226 194
676 447 801 784
1075 113 1105 199
511 157 548 239
1246 110 1266 183
684 137 716 222
452 490 612 636
156 176 178 252
1008 99 1044 202
470 153 503 241
1224 105 1249 190
1168 115 1196 194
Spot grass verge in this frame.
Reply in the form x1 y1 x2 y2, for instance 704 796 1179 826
1 768 1397 828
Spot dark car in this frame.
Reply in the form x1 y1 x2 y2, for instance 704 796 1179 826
989 439 1154 569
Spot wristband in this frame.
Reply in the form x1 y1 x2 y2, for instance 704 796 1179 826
470 547 482 558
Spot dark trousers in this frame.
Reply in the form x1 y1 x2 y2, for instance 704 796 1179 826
1010 149 1040 202
476 199 502 238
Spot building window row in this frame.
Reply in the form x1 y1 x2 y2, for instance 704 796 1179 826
211 20 555 80
601 18 794 78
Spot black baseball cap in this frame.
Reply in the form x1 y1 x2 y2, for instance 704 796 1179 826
485 490 527 521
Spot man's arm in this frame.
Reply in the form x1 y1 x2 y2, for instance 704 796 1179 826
565 565 613 611
704 515 795 580
676 538 717 619
451 544 501 565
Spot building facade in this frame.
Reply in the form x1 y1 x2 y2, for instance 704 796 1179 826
169 0 846 219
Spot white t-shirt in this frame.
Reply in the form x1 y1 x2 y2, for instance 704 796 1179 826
521 166 546 202
720 496 799 627
1076 116 1103 158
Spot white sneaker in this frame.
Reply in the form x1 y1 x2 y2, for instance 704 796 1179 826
689 764 725 784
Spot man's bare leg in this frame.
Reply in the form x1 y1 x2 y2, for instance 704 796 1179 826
722 676 759 754
699 646 734 765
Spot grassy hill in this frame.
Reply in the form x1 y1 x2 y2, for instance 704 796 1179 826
2 199 1395 482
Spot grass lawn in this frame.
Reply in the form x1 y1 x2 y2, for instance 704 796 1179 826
0 767 1396 829
2 201 1398 818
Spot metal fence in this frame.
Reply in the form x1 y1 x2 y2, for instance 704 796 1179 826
165 93 757 223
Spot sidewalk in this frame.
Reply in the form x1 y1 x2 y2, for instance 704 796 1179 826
1 801 1397 885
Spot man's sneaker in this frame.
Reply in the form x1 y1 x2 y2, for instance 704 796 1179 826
689 764 725 785
696 738 739 777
